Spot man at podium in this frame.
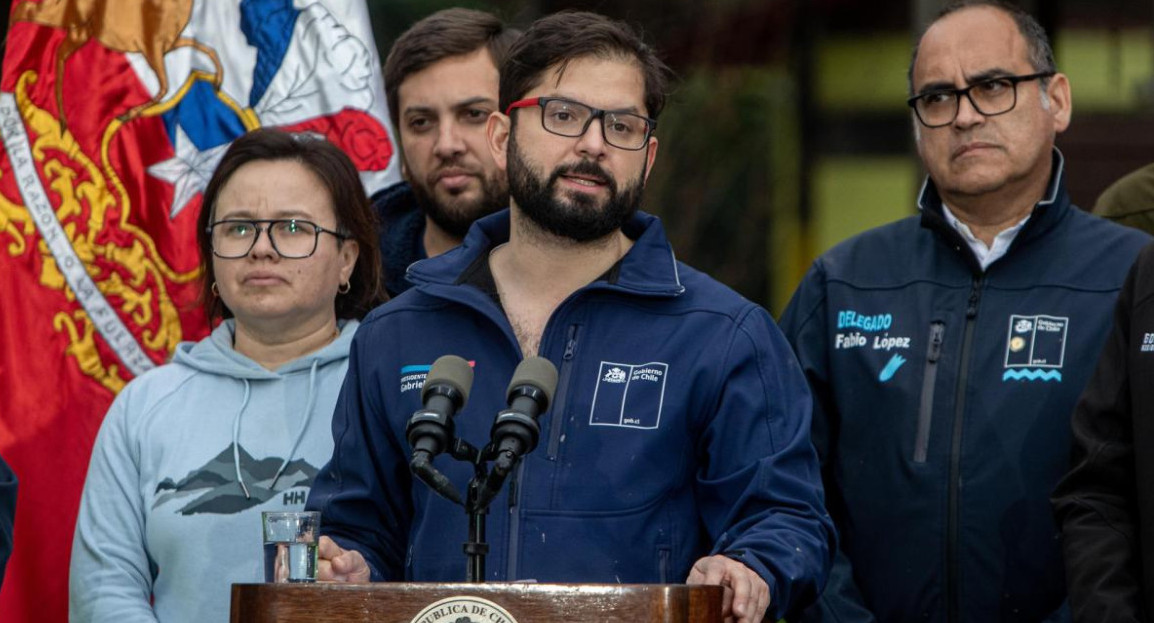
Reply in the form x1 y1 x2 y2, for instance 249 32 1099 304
306 11 835 623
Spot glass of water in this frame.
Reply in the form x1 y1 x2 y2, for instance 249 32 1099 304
262 511 320 583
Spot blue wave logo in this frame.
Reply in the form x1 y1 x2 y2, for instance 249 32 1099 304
1002 369 1063 382
878 354 907 382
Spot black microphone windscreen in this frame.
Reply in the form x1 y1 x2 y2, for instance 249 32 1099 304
506 356 559 406
422 355 474 406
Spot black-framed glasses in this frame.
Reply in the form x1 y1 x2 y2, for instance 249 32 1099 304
907 72 1055 128
505 97 657 151
207 219 348 259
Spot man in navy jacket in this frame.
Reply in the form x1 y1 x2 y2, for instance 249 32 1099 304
308 11 834 622
780 2 1151 621
373 9 518 298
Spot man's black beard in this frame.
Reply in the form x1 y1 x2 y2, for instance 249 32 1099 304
507 132 644 243
410 167 508 239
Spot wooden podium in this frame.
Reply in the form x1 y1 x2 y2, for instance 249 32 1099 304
231 582 724 622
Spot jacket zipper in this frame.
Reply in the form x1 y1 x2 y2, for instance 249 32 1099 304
914 322 945 463
947 277 982 623
546 325 580 460
507 323 578 580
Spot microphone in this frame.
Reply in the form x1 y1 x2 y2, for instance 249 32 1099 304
474 357 558 509
408 355 473 505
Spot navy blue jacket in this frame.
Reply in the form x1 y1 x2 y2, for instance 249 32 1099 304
371 182 426 298
308 210 835 620
780 153 1151 623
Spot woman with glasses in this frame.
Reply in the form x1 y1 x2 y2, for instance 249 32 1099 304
69 128 383 623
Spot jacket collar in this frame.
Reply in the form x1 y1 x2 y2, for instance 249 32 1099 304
371 182 427 297
407 209 686 297
917 147 1070 273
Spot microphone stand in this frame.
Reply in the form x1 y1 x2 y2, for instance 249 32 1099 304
412 433 506 582
445 438 491 583
464 476 489 582
412 402 546 582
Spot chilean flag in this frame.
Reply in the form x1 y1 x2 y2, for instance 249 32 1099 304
0 1 398 620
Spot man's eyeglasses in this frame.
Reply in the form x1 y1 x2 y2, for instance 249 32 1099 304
907 72 1055 128
207 219 348 259
504 97 657 151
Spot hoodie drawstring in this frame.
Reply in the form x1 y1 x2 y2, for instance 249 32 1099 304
270 360 319 491
232 380 253 499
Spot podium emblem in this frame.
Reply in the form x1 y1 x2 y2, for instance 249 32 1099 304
409 596 519 623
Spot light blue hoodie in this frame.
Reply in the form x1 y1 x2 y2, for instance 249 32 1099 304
70 319 357 623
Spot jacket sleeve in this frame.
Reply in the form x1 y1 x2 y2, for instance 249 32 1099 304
69 389 161 623
778 261 878 623
1051 250 1146 623
307 328 413 580
694 303 836 621
0 452 15 589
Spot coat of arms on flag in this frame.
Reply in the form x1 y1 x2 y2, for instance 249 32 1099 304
0 1 398 620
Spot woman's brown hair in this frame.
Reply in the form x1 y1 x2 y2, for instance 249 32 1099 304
195 128 385 325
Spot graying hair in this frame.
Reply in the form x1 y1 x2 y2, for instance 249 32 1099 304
907 0 1056 95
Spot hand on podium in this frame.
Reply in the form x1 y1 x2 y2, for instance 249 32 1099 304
317 536 371 582
687 555 770 623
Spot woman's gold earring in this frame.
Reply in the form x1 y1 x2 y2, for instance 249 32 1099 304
211 282 219 297
338 281 351 294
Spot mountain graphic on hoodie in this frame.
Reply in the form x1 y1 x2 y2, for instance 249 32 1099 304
154 443 318 515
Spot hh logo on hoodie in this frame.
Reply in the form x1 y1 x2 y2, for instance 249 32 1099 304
589 361 669 430
153 444 318 515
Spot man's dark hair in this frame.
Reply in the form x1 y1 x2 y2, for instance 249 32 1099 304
196 128 385 325
499 11 673 120
384 8 520 130
908 0 1057 94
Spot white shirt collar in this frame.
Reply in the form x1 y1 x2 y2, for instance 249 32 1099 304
941 204 1031 271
